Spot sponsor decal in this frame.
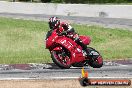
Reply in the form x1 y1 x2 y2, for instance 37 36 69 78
79 67 131 86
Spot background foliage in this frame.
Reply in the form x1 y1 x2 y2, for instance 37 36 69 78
9 0 132 3
50 0 132 3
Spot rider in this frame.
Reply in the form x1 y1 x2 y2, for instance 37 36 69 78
48 16 89 57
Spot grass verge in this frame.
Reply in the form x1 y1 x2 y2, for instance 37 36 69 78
0 17 132 64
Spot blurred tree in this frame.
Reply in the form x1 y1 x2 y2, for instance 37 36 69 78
12 0 132 3
51 0 64 3
19 0 30 1
127 0 132 2
64 0 87 3
41 0 51 3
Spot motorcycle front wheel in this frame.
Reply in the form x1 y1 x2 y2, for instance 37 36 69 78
87 47 103 68
51 49 71 69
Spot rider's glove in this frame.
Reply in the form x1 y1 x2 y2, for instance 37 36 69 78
61 31 67 35
62 24 69 30
58 31 67 36
74 37 79 41
73 34 80 41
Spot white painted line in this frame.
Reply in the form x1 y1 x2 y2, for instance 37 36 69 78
50 77 79 79
0 78 36 80
89 76 132 79
51 76 132 79
0 77 132 80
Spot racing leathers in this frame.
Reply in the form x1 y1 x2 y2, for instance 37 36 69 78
56 22 89 57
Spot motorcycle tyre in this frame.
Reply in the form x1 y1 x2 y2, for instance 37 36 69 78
51 50 71 69
87 47 103 68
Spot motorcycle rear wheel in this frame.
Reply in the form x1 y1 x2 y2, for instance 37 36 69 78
51 50 71 69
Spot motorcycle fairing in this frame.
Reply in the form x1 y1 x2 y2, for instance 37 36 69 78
52 47 62 51
55 37 85 63
79 35 91 45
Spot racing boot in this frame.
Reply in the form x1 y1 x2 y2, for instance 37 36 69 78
74 38 90 57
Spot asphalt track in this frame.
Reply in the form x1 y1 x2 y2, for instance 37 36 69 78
0 13 132 80
0 60 132 80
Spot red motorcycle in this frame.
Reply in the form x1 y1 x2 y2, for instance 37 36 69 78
45 29 103 69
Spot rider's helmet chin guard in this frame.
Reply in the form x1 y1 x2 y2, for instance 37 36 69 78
49 17 60 30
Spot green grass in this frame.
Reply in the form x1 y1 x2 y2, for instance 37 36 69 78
73 24 132 60
0 17 50 64
0 17 132 64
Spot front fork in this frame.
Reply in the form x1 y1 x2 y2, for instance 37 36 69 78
85 47 100 62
